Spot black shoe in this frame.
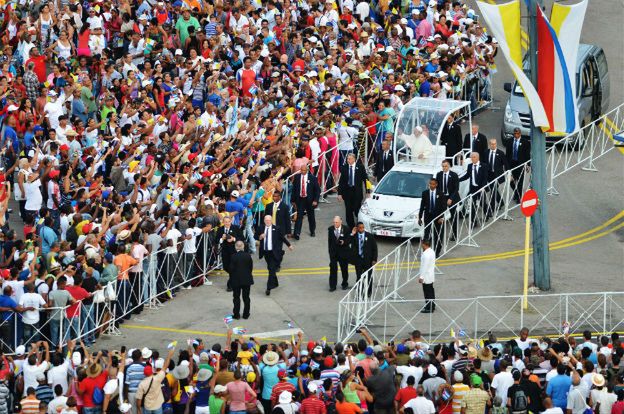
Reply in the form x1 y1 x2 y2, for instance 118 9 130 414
276 266 281 272
293 234 300 240
421 309 432 313
243 315 250 319
329 287 336 292
450 236 456 241
310 232 316 237
341 285 349 290
265 289 271 296
226 287 232 292
233 315 240 319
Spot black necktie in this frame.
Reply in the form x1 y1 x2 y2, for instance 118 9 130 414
349 166 354 187
443 173 448 194
430 192 434 213
490 151 495 172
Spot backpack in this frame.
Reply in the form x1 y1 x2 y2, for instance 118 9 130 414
92 386 104 405
512 388 528 413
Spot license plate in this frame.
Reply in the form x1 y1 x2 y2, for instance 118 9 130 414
375 229 397 237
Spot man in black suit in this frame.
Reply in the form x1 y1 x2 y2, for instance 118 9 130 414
350 222 378 297
265 191 291 237
436 160 460 240
418 178 446 254
215 215 243 292
256 215 293 295
229 241 254 319
338 153 369 229
463 124 488 161
505 128 531 203
485 139 508 218
440 113 463 163
374 139 394 182
327 216 351 292
459 152 489 225
291 164 321 239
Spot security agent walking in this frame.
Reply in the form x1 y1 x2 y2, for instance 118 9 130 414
418 239 436 313
505 128 531 203
338 153 369 229
229 241 253 319
485 139 508 217
374 140 394 182
418 178 445 254
327 216 351 292
436 160 460 240
459 152 489 224
215 216 243 291
291 164 321 239
265 191 291 237
256 215 293 296
350 222 378 297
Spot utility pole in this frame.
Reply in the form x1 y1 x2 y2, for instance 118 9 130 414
527 0 551 290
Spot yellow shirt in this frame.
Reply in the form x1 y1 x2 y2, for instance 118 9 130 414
237 350 253 365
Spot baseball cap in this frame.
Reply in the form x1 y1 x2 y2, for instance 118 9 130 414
364 347 374 356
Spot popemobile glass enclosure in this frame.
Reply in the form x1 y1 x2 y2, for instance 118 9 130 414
393 97 473 168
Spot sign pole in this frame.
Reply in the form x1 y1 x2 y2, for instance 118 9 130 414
527 0 551 291
523 216 530 309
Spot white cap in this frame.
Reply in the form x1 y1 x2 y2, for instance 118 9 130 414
15 345 26 356
7 105 18 111
141 347 152 359
279 391 293 404
385 46 394 53
429 0 436 6
188 205 197 212
427 365 438 376
155 358 165 369
307 382 318 393
454 370 463 382
306 71 318 78
175 49 183 56
72 351 82 365
394 85 406 92
400 18 407 24
313 345 323 354
231 190 240 198
437 71 448 78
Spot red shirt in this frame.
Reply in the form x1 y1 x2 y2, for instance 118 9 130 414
612 401 624 414
270 381 295 407
80 371 107 407
300 396 327 414
394 386 418 407
25 56 47 83
65 285 90 318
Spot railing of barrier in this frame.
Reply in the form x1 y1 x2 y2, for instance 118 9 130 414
0 233 220 354
338 102 624 343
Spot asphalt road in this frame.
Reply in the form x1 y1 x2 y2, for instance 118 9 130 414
55 0 624 348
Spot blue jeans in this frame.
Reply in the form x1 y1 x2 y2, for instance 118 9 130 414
245 217 256 253
50 318 62 347
67 317 80 341
143 408 162 414
22 322 38 346
83 406 102 414
116 279 131 319
82 304 96 344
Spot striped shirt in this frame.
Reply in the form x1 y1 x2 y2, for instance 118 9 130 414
125 363 146 393
35 385 54 404
270 381 296 407
205 22 217 37
300 395 327 414
20 397 40 414
452 383 470 414
319 369 341 390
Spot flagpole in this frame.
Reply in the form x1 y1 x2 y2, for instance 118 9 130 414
527 0 551 291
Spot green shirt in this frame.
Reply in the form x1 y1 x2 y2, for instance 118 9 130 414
100 106 117 130
209 395 225 414
100 264 119 284
81 86 97 113
175 16 200 46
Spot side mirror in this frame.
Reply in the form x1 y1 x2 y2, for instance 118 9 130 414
503 82 512 93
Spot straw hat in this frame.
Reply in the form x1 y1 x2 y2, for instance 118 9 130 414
263 351 279 366
197 368 213 382
172 364 190 380
592 373 605 387
87 363 103 378
477 346 492 361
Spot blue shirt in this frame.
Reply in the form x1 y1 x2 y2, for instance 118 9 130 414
39 226 58 255
2 125 19 153
0 294 17 321
225 200 246 226
419 80 431 97
124 362 146 393
546 374 572 409
259 363 286 400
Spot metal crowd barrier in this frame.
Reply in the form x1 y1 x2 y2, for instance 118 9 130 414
338 102 624 343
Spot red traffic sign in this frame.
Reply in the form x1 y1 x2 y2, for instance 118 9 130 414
520 189 539 217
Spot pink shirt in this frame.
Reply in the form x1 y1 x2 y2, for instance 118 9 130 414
130 243 149 273
226 380 253 412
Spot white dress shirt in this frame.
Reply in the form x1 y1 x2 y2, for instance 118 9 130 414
419 247 435 284
264 225 273 251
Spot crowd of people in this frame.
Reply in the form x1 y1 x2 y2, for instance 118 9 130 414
0 0 499 352
0 326 623 414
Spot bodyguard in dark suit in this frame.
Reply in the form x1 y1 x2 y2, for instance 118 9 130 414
215 216 244 291
505 128 531 202
291 164 321 239
459 152 489 224
374 140 394 182
418 178 446 253
463 124 488 161
265 191 291 236
485 139 508 217
436 160 460 240
338 153 369 229
349 222 378 297
327 216 351 292
229 241 254 319
440 113 463 162
256 215 292 295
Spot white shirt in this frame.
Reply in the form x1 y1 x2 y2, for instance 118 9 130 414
471 162 481 186
128 39 146 65
355 1 370 20
19 292 46 324
419 247 435 284
542 408 564 414
165 228 182 254
183 227 202 254
3 280 25 303
396 366 423 388
403 397 435 414
491 371 514 401
309 138 321 166
48 359 70 394
44 95 67 130
23 361 49 396
337 126 357 151
48 396 68 414
263 226 273 251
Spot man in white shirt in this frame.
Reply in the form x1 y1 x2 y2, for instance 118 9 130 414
22 343 50 396
418 240 435 313
491 360 514 402
19 284 47 344
401 386 435 414
397 362 423 388
44 90 68 130
182 217 212 288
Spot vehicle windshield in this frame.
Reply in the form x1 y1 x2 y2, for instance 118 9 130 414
375 171 432 198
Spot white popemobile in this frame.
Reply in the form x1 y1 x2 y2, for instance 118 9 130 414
358 98 472 238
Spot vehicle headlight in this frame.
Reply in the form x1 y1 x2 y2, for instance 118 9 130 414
360 202 372 216
405 211 419 221
504 102 514 122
